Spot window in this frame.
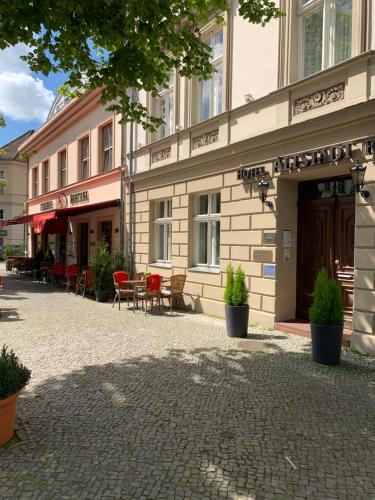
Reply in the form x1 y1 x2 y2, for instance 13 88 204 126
101 123 113 172
197 30 223 122
59 150 67 188
32 167 39 197
154 199 172 263
298 0 352 78
43 160 49 193
0 170 5 195
80 137 90 179
0 209 3 220
194 192 220 267
155 73 174 140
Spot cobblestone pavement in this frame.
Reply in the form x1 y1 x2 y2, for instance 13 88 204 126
0 267 375 500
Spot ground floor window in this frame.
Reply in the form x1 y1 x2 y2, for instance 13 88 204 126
154 199 172 263
194 192 220 268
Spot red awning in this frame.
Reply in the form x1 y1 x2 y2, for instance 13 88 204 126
34 217 68 235
55 199 120 217
9 211 56 225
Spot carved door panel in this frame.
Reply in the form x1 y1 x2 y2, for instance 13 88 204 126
296 199 334 319
335 197 355 329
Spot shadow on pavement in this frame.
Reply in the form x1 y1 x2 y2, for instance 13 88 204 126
1 347 374 498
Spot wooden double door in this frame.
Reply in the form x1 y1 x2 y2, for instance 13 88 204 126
296 180 355 327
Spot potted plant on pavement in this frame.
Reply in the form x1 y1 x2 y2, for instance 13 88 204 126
224 264 249 338
92 239 113 302
0 345 31 446
309 268 344 365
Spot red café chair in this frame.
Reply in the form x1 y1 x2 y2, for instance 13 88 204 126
134 273 162 314
65 264 80 294
112 271 134 310
50 263 66 285
76 268 94 299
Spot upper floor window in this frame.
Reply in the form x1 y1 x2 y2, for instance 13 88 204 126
298 0 352 78
80 136 90 180
101 123 113 172
32 167 39 197
0 170 5 195
155 73 174 140
0 209 3 220
194 192 220 267
43 160 49 193
59 150 67 188
198 29 223 122
154 199 172 263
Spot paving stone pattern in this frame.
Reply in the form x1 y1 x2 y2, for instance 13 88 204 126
0 268 375 499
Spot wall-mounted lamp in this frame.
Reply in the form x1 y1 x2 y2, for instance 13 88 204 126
350 161 369 198
257 176 273 208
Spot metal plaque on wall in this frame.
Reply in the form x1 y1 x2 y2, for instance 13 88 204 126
263 232 276 245
263 264 276 278
253 250 273 263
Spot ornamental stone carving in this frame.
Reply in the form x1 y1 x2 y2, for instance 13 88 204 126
192 129 219 149
294 83 345 115
151 147 171 164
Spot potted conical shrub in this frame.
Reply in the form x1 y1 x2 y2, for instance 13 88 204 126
309 268 344 365
0 345 31 446
224 264 249 338
92 239 113 302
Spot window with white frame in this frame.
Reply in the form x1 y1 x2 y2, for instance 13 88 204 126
43 160 49 193
102 123 113 172
59 150 67 188
32 167 39 197
194 192 220 267
298 0 352 78
155 73 174 140
197 29 223 122
0 170 5 195
154 199 172 263
80 136 89 179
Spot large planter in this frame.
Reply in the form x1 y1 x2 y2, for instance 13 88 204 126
311 322 343 365
0 392 19 446
95 290 110 302
225 304 249 338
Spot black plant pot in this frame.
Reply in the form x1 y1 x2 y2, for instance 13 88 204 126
225 304 249 338
310 322 343 365
95 290 110 303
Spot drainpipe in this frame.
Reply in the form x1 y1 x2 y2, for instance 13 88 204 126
127 103 134 277
120 119 126 259
24 156 29 256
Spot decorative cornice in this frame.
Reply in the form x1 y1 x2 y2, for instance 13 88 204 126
294 83 345 115
151 147 171 164
192 129 219 150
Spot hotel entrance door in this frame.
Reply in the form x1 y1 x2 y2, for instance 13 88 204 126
296 177 355 327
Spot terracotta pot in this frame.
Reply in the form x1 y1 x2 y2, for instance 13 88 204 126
0 392 20 446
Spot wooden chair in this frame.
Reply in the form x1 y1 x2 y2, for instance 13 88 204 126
112 271 134 310
65 264 80 293
161 275 187 313
76 269 93 298
134 274 162 314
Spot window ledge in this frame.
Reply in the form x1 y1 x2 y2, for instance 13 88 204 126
187 266 220 274
149 262 172 269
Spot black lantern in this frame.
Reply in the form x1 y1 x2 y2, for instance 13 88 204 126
350 161 369 198
257 176 273 207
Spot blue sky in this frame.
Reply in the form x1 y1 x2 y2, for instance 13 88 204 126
0 44 67 147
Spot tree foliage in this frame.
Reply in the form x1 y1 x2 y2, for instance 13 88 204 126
309 268 344 326
0 1 282 130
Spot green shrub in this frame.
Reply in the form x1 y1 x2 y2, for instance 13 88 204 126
5 245 13 258
309 268 343 326
224 264 234 305
92 239 113 292
0 346 31 400
113 249 127 272
231 265 248 306
43 247 55 264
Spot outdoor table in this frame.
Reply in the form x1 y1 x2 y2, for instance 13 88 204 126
119 279 146 311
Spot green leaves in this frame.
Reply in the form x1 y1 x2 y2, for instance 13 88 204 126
92 239 114 292
0 0 282 130
0 345 31 400
309 268 344 326
224 264 248 306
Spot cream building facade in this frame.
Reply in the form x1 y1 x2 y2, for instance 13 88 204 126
0 131 33 248
16 0 375 355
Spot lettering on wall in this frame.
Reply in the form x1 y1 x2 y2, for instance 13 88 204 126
40 200 54 211
237 166 266 181
273 142 353 173
70 191 89 205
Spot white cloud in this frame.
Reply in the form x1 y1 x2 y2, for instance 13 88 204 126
0 44 55 122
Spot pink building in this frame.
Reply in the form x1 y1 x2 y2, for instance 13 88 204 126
19 90 125 266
